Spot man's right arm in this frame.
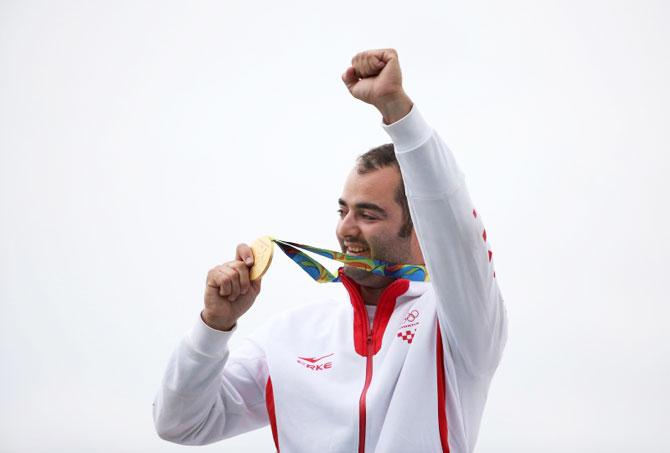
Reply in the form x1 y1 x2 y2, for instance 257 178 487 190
153 316 270 444
153 244 269 444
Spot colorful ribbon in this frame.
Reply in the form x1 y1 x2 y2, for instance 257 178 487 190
270 238 429 283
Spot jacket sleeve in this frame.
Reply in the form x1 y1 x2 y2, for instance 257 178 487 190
384 107 508 376
152 314 270 445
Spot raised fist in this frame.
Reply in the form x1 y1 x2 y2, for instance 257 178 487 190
342 48 412 123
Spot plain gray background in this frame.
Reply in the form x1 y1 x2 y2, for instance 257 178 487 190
1 0 669 451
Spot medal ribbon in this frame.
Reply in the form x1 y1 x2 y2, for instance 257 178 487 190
270 238 429 283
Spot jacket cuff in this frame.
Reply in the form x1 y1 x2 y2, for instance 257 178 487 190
186 312 237 359
382 106 433 153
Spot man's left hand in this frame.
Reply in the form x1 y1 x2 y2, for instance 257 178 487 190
342 48 413 124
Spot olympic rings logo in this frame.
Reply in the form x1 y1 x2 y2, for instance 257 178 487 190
404 309 419 323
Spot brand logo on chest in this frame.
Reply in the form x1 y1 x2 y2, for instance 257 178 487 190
296 353 334 371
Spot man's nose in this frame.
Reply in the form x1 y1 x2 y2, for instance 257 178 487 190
337 211 360 238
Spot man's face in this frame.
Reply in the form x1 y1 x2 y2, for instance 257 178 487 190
336 166 421 287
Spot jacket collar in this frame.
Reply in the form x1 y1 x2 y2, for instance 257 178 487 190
338 267 413 356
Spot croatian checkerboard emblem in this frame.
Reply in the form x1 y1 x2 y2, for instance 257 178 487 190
397 330 416 344
397 309 420 344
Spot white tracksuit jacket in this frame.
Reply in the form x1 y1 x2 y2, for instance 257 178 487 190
153 107 508 453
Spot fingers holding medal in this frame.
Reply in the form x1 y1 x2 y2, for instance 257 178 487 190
202 241 267 331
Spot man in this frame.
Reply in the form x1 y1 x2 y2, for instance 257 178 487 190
153 49 508 453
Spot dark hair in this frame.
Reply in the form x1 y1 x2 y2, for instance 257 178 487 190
355 143 413 238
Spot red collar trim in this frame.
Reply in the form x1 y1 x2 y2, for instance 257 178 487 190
339 267 410 356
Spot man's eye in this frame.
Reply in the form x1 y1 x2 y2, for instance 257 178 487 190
337 209 345 217
361 213 376 220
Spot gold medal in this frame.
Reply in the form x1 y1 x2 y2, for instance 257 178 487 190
249 236 274 280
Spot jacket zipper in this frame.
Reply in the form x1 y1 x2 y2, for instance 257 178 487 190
339 269 409 453
358 314 374 453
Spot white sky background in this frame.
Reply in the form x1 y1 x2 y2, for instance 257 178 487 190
1 0 669 452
